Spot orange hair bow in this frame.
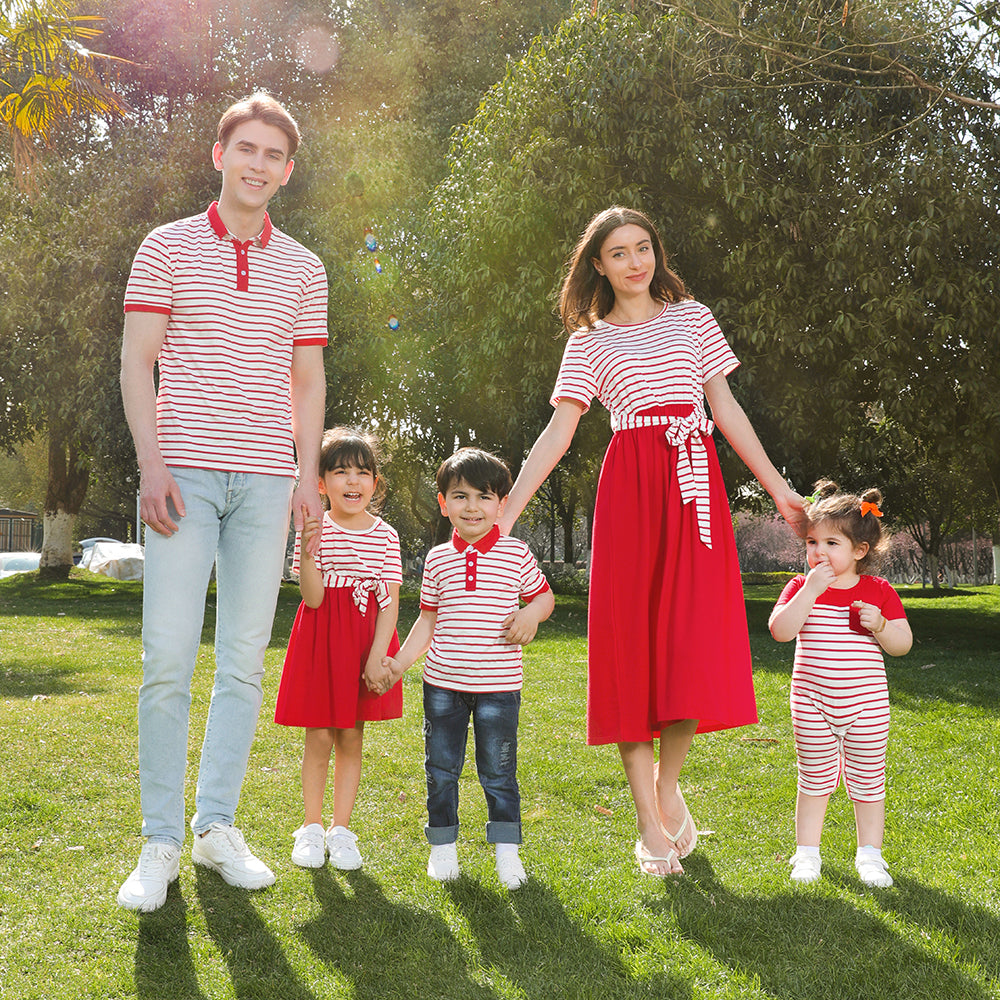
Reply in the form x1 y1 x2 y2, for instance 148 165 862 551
860 501 883 518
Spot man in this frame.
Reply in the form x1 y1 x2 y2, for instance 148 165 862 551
117 92 327 912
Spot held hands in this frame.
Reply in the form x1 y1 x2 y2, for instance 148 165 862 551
299 508 322 560
139 462 186 536
774 487 809 538
852 600 885 635
292 483 324 557
364 655 407 697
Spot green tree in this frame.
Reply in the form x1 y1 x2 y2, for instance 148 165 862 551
420 2 1000 553
1 0 127 192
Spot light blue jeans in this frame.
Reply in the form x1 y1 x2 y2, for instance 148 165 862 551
138 468 293 846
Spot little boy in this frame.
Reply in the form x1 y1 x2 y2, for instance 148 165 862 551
383 447 554 889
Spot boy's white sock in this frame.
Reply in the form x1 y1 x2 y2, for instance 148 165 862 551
430 842 458 864
495 843 520 859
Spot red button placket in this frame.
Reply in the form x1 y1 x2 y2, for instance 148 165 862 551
233 239 251 291
464 549 477 591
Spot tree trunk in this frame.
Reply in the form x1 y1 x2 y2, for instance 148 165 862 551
39 431 90 581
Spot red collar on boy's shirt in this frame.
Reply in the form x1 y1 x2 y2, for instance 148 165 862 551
207 201 273 247
451 524 500 555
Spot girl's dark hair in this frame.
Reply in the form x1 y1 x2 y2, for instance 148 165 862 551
804 479 889 574
559 206 691 333
436 447 512 499
319 426 386 511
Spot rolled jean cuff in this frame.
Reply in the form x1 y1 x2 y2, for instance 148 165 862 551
425 824 459 845
486 821 522 845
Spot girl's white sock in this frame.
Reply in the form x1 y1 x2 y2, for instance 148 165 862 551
795 845 820 857
857 844 883 860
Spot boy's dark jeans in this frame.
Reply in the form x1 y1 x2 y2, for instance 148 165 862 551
422 682 522 845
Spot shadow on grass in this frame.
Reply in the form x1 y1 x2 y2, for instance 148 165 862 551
867 876 1000 983
194 868 319 1000
135 885 209 1000
644 857 990 1000
0 661 84 698
300 867 496 1000
447 876 693 1000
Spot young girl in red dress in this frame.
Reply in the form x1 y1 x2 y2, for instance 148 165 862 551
274 427 403 870
499 207 806 876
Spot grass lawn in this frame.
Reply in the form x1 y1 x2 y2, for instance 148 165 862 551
1 572 999 999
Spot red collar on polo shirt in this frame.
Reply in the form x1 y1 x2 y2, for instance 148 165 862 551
207 201 272 292
452 524 500 592
451 524 500 554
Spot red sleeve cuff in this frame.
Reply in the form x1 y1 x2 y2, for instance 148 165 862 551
522 580 551 601
419 601 437 612
124 304 171 315
293 337 329 347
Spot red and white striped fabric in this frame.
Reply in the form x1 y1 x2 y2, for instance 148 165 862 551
775 574 906 801
124 202 328 477
292 515 402 614
419 525 550 693
549 300 738 425
551 300 737 547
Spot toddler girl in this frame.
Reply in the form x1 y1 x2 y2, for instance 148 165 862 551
274 427 403 869
769 480 912 887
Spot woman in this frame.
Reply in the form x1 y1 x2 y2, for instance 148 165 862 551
499 207 805 875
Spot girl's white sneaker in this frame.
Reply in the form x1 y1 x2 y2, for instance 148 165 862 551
855 853 893 887
291 824 327 868
789 849 822 884
326 826 363 870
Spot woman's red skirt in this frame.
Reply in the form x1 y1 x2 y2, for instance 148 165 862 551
586 408 757 745
274 586 402 728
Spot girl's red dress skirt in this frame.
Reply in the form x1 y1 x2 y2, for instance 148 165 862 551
586 406 757 745
274 586 402 728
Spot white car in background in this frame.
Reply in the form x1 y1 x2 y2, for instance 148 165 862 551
0 551 41 578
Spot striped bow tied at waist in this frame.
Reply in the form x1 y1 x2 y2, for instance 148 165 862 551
350 579 392 615
664 411 716 549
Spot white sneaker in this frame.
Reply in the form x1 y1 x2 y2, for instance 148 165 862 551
789 849 822 884
326 826 362 871
291 824 327 868
856 853 893 888
192 823 275 889
427 843 460 881
118 842 181 912
496 852 528 890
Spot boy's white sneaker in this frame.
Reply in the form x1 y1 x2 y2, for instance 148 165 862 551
856 852 893 888
117 842 181 912
789 849 822 884
427 843 460 881
496 852 528 890
192 823 275 889
291 824 327 868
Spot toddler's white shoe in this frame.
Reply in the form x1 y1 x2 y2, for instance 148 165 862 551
427 843 460 881
291 824 327 868
855 852 893 888
789 849 822 884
